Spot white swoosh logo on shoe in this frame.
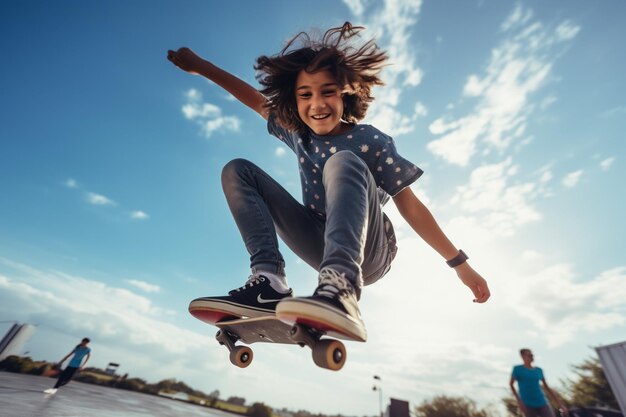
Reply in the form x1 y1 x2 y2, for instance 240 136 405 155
257 294 283 304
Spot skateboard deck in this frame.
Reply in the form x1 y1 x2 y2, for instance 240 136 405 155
192 313 349 371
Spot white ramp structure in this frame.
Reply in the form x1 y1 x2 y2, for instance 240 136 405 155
596 341 626 413
0 323 36 360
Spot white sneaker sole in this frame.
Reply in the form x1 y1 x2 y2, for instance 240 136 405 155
276 298 367 342
189 299 274 324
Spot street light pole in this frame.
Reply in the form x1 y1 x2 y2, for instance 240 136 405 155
373 375 383 417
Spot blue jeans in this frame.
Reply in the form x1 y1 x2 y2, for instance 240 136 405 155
221 151 397 298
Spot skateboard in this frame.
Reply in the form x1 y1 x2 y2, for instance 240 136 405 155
190 308 350 371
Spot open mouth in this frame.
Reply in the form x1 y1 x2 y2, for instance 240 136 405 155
311 113 331 120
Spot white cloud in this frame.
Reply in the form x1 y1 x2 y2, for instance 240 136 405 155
130 210 149 220
342 0 424 137
182 88 241 138
342 0 366 16
506 265 626 347
562 170 583 188
127 279 160 293
500 4 533 32
275 147 287 157
414 101 428 117
600 157 615 171
555 21 581 41
427 6 580 166
65 178 78 188
86 192 116 206
449 158 542 237
0 260 203 353
601 106 626 118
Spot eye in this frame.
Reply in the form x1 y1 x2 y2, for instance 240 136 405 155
298 92 312 99
322 89 337 96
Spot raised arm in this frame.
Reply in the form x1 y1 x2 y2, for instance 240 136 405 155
167 47 268 119
392 187 490 303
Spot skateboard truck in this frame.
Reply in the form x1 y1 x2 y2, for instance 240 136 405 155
214 321 347 371
215 329 254 368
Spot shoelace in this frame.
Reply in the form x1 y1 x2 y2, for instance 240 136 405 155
314 268 352 298
231 275 265 293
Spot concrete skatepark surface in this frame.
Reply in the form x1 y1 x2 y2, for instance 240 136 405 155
0 371 239 417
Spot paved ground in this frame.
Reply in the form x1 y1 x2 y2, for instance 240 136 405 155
0 372 238 417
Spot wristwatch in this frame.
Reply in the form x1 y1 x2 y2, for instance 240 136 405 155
446 249 468 268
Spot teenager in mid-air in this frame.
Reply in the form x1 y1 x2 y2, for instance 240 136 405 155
44 337 91 395
167 22 490 341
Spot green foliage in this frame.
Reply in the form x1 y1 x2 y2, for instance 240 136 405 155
414 395 494 417
248 402 273 417
564 356 619 409
0 355 47 375
113 377 148 392
228 396 247 406
501 396 522 417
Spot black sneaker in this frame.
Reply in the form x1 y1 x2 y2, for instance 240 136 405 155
276 268 366 341
189 274 293 324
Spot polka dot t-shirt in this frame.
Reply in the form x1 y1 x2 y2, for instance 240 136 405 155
268 114 423 215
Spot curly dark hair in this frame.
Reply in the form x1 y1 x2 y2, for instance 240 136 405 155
255 22 388 134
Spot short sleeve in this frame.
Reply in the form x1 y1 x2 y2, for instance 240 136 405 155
267 113 297 152
375 133 423 196
511 366 519 380
537 367 544 380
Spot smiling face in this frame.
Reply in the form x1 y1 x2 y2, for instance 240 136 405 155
295 69 348 136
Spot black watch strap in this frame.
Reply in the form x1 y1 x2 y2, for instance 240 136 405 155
446 249 468 268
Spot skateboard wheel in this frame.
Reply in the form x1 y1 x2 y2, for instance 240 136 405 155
230 346 253 368
312 339 346 371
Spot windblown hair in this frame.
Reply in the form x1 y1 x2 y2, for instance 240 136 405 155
255 22 388 134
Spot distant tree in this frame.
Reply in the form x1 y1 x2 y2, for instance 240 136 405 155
115 377 149 392
502 396 521 417
563 356 619 409
248 402 273 417
414 395 494 417
228 396 247 406
0 355 43 374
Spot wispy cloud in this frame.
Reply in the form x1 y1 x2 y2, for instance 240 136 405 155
0 258 218 377
342 0 424 137
127 279 160 293
600 157 615 171
427 5 581 166
130 210 150 220
63 179 147 220
601 106 626 118
64 178 78 188
507 265 626 347
275 147 287 157
450 158 543 237
182 89 241 138
86 192 116 206
562 169 583 188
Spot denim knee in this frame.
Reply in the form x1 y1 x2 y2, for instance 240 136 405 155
221 158 254 188
323 151 367 181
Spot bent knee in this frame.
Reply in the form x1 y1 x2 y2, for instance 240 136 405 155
326 150 365 167
221 158 254 183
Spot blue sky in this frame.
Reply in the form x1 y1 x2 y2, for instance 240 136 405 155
1 0 625 414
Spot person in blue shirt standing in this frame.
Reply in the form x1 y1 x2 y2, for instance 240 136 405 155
510 348 568 417
43 337 91 395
